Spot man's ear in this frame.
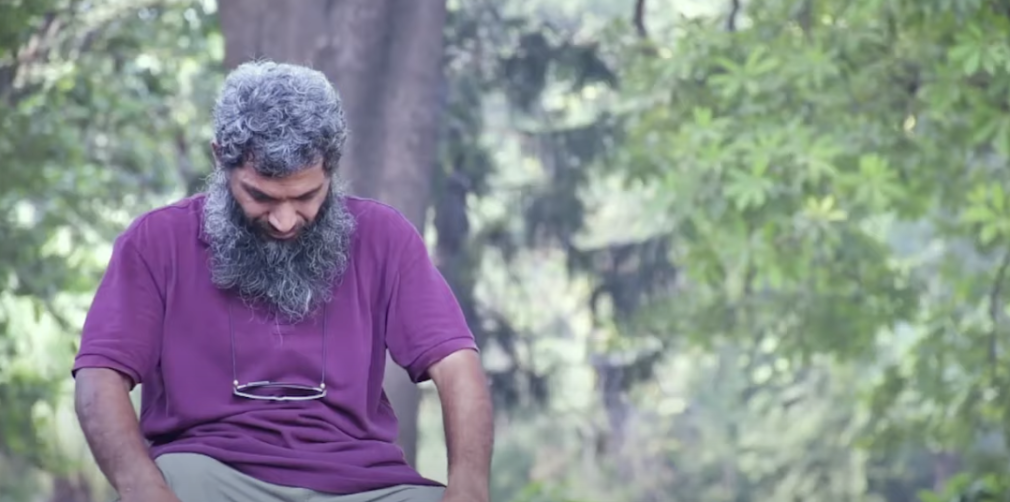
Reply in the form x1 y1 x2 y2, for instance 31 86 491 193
210 141 220 164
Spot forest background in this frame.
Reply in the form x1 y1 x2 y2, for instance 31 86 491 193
3 0 1010 501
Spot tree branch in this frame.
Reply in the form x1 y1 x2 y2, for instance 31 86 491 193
174 131 205 196
0 11 62 106
633 0 648 39
988 246 1010 378
727 0 741 31
797 0 813 34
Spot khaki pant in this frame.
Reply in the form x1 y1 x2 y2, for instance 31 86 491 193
144 453 445 502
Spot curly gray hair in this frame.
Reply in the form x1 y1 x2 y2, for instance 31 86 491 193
212 61 348 177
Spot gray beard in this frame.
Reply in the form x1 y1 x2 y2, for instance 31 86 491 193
201 169 355 323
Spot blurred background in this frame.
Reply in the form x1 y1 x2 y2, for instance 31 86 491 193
2 0 1009 500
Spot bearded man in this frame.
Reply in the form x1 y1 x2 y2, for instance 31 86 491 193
71 61 493 502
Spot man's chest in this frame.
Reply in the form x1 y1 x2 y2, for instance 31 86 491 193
156 266 388 392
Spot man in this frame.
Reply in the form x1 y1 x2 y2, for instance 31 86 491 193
72 61 493 502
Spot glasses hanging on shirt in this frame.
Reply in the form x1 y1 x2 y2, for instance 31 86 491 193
229 304 328 402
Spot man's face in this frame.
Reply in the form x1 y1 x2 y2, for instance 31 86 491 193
228 161 331 241
202 157 355 322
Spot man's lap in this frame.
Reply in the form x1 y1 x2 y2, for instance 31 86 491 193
143 452 444 502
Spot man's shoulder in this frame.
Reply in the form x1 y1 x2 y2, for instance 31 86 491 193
343 196 425 258
117 194 205 249
344 196 416 235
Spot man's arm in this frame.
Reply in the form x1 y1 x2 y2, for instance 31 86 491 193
75 368 168 495
428 349 494 501
378 209 492 498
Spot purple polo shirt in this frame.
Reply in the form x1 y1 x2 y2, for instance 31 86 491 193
72 194 477 494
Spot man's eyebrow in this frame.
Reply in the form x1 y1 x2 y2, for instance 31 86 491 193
241 182 276 201
293 186 323 200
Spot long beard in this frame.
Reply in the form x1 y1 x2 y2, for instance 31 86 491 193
201 169 355 322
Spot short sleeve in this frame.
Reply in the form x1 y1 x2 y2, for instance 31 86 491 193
384 224 478 383
72 234 164 389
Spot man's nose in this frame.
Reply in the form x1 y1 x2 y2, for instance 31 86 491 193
268 206 299 235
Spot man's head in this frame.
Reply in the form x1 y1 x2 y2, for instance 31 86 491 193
202 61 355 322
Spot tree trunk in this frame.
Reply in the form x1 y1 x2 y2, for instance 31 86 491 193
217 0 448 468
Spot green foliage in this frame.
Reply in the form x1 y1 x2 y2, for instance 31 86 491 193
439 1 623 416
606 0 1010 497
6 0 1010 500
0 0 220 480
921 471 1010 502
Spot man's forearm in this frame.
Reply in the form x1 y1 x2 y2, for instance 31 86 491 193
430 350 494 497
443 380 493 486
74 368 167 494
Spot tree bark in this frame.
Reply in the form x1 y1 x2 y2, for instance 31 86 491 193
217 0 449 468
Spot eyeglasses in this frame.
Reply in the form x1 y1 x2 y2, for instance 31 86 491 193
229 304 328 402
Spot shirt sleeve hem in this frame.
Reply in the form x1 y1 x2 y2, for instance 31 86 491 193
72 354 143 388
403 337 479 384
